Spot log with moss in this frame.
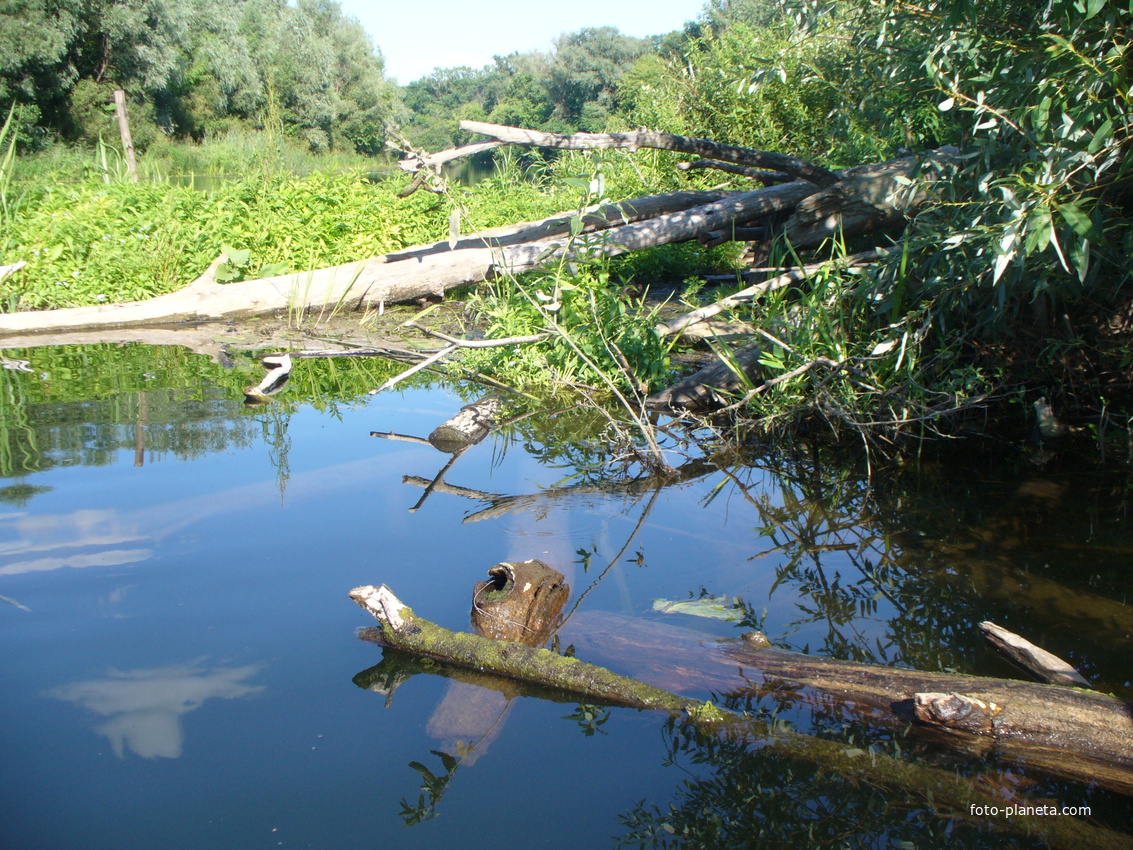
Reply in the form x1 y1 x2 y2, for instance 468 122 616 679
349 582 698 713
349 582 1133 850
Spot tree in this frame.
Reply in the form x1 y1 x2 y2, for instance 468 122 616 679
542 27 651 130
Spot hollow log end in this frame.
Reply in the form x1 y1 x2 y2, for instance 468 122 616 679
471 560 569 645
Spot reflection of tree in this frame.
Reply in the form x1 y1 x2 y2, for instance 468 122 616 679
702 443 1133 695
614 716 1095 850
46 662 263 758
0 341 419 491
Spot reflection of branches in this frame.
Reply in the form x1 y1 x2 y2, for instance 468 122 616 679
561 487 663 628
614 716 1111 850
402 456 714 523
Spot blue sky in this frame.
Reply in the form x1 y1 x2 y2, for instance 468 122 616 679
338 0 707 84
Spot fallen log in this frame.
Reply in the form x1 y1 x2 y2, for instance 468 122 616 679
349 584 1133 849
0 127 956 339
349 583 696 712
782 148 958 248
646 339 764 412
0 190 729 338
657 249 884 339
561 610 1133 797
452 121 841 187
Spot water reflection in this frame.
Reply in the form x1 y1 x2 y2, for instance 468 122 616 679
46 662 263 759
0 508 150 575
2 341 1133 846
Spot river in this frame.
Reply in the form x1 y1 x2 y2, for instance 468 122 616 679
1 341 1131 848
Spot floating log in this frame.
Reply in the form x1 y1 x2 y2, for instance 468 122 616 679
560 610 1133 796
349 583 695 712
349 585 1133 849
427 395 504 454
978 620 1092 689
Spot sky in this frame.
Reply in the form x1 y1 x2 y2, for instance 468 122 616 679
337 0 707 84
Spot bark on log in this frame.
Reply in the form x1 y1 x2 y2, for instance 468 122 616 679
349 583 696 712
427 395 503 454
677 159 792 184
470 560 569 645
459 121 841 187
561 611 1133 797
657 249 884 338
783 149 959 248
0 191 729 338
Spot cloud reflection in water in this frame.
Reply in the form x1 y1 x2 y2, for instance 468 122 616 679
47 662 264 758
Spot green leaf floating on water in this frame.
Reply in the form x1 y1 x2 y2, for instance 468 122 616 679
652 596 742 621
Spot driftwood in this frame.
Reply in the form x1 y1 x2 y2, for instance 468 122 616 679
979 620 1092 689
558 611 1133 797
350 583 1133 849
427 395 504 454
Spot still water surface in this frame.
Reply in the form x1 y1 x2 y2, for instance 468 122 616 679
1 344 1131 848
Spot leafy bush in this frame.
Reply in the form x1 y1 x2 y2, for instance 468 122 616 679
0 169 447 310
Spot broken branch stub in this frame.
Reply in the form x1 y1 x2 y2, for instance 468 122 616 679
978 620 1092 689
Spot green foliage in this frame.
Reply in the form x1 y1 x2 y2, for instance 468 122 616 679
1 0 396 154
543 27 652 129
858 0 1133 327
1 168 446 310
624 6 925 165
467 261 671 395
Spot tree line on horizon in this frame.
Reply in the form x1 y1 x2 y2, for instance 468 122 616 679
0 0 702 156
